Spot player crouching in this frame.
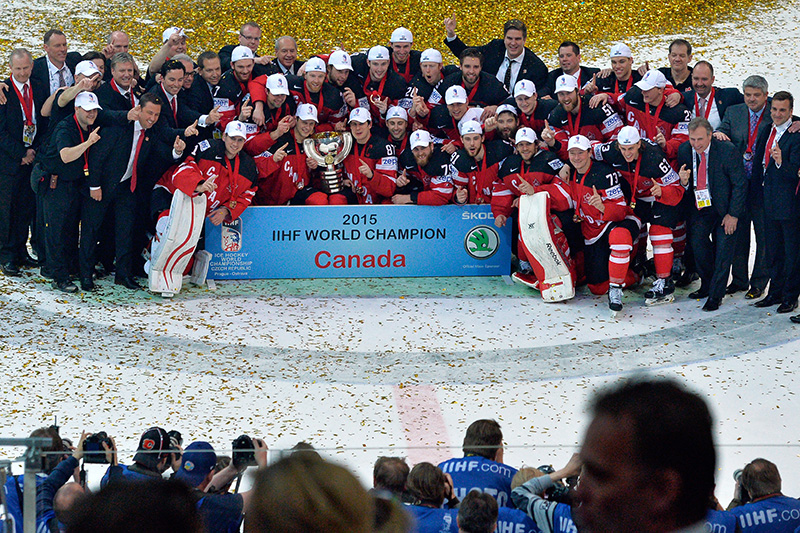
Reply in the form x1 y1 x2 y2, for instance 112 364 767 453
147 121 258 296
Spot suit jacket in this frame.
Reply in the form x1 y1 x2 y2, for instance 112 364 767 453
752 124 800 220
543 66 600 97
677 137 747 220
0 77 49 174
683 87 743 122
182 74 216 114
30 52 82 95
716 102 772 157
95 81 144 111
148 83 201 130
443 37 548 91
88 120 166 194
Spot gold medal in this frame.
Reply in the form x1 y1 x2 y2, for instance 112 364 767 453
630 200 636 209
573 213 582 223
230 200 237 209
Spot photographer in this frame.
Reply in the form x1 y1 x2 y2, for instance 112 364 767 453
173 438 267 533
727 458 800 532
101 427 181 487
511 454 581 533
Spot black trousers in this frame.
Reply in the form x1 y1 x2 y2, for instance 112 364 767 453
730 194 769 291
764 217 800 303
0 164 35 265
42 178 82 283
688 207 737 301
79 182 137 281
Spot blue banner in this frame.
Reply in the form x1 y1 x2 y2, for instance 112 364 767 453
205 205 511 279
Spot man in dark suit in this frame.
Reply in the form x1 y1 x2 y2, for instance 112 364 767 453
443 17 548 93
657 39 693 92
218 22 275 78
714 75 772 299
682 61 743 130
31 29 81 96
271 36 304 77
677 117 747 311
95 53 143 111
542 41 599 98
183 51 220 116
0 49 48 277
751 91 800 313
80 93 174 291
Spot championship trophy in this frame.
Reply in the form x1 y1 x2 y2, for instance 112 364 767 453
303 131 353 194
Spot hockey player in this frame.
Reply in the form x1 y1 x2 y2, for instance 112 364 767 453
452 120 514 205
342 107 397 204
407 48 459 109
286 57 346 131
388 27 421 83
213 46 255 133
510 79 557 138
384 106 411 158
434 48 509 113
492 127 575 295
392 130 455 205
488 103 519 142
423 85 483 150
252 103 318 205
542 75 624 161
148 121 257 296
593 126 685 304
353 46 409 126
566 135 640 314
585 43 643 108
326 50 366 114
244 73 297 155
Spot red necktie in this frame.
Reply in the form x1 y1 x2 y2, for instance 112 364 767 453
170 97 177 123
22 84 33 126
697 152 708 190
763 127 777 168
131 131 145 192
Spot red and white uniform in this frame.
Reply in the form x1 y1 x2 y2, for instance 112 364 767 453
451 140 514 205
622 86 692 161
343 136 398 204
252 132 312 205
398 146 455 205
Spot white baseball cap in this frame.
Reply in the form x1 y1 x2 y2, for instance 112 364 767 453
410 130 432 150
266 73 289 95
460 120 482 136
445 85 468 105
420 48 443 64
231 45 255 63
349 107 371 123
515 127 538 144
617 126 641 145
75 91 102 111
368 46 390 61
162 27 186 44
554 75 579 93
305 57 327 73
225 120 248 139
386 106 408 122
296 103 319 123
514 80 536 98
635 70 667 91
610 43 632 59
75 60 101 79
390 27 413 43
567 135 592 151
496 103 518 117
328 50 352 71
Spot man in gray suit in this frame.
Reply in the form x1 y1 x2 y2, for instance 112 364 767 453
714 75 771 299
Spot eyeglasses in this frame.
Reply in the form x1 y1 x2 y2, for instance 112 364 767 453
240 34 261 42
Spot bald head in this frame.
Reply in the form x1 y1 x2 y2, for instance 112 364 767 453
54 482 87 526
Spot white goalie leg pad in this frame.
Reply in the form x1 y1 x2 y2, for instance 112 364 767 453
148 190 207 296
190 250 212 286
518 192 575 302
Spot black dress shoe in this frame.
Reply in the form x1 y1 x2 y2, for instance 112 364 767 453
675 271 699 288
754 294 782 308
703 297 721 311
726 284 748 295
39 266 54 279
21 254 42 268
52 280 78 293
745 287 764 300
80 277 95 291
1 262 21 276
689 289 709 299
777 300 798 314
790 314 800 324
115 276 141 290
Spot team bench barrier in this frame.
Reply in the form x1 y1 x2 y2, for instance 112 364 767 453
205 205 512 279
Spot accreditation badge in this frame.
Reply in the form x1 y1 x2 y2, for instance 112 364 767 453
23 125 36 146
694 188 712 210
743 151 753 161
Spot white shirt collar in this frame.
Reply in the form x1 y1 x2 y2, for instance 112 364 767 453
12 76 28 91
46 56 66 75
504 50 524 63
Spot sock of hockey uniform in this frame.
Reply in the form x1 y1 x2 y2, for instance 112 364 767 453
649 224 674 279
608 227 633 286
305 192 330 205
672 222 687 261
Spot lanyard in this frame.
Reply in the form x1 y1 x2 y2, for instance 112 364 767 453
745 110 765 155
630 155 642 208
392 58 412 83
567 102 582 136
616 76 633 94
11 82 33 126
111 79 135 107
644 99 665 140
356 141 369 160
570 162 594 216
694 88 715 119
73 114 90 175
304 83 323 112
462 79 480 103
363 74 387 99
223 154 240 200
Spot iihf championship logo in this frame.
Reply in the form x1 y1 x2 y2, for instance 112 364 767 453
221 219 243 252
464 226 499 260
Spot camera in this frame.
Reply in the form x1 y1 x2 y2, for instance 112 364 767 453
82 432 113 464
232 435 257 468
733 468 751 503
538 464 573 504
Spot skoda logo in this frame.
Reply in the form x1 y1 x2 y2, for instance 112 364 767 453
465 226 499 259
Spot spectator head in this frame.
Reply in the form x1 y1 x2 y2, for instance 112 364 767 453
406 462 449 508
238 22 261 53
741 458 781 499
291 441 322 461
502 20 526 59
106 31 130 54
462 419 504 462
54 482 87 528
43 29 68 66
458 490 498 533
133 427 174 473
245 454 372 533
510 467 545 491
30 426 63 473
274 36 298 69
66 479 203 533
575 378 715 533
373 456 410 497
372 494 413 533
174 441 217 490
